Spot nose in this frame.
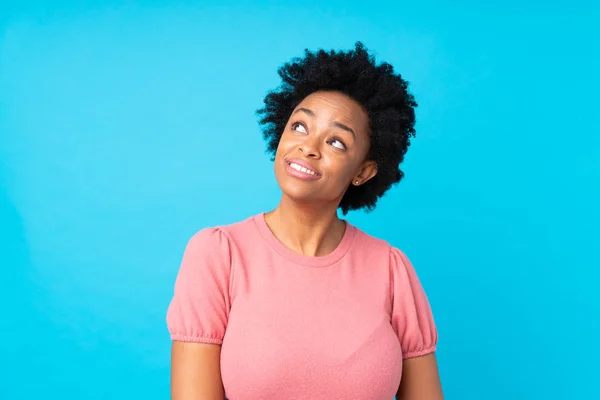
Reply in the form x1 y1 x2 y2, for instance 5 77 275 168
298 136 321 159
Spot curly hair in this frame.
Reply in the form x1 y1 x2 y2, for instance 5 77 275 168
256 42 417 214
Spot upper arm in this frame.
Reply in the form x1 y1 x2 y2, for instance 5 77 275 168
389 247 438 358
396 353 443 400
166 228 233 344
171 341 224 400
390 247 442 398
166 229 233 399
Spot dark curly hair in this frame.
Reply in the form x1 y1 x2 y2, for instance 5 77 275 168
256 42 417 214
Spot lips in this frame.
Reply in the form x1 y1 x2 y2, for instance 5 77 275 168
284 158 321 180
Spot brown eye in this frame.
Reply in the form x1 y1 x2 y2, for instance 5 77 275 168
330 138 347 150
291 122 308 134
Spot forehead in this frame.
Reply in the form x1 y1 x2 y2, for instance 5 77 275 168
295 91 369 131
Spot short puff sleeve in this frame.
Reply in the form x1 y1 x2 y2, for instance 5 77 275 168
390 247 438 359
166 228 233 344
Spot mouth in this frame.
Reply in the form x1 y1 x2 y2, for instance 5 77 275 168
288 161 319 176
284 158 321 180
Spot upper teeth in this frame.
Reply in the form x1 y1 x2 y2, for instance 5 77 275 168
290 162 317 176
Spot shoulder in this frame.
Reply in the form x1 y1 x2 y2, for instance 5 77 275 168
350 224 393 253
177 217 257 280
184 214 259 251
350 224 416 274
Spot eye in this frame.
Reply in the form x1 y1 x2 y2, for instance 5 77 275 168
291 122 307 134
330 138 347 150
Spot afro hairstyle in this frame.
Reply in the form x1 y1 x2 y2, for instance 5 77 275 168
256 42 418 214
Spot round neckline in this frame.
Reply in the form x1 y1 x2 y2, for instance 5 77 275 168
252 212 356 267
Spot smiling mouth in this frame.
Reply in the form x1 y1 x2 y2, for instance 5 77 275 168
287 161 320 176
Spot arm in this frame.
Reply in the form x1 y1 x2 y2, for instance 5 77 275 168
167 228 233 399
171 341 225 400
396 353 443 400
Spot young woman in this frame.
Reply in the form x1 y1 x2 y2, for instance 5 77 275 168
166 42 443 400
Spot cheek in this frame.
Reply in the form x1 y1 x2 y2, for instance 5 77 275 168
334 154 361 176
275 132 293 153
324 161 356 190
274 135 287 157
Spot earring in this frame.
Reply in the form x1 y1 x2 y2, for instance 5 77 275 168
355 180 359 185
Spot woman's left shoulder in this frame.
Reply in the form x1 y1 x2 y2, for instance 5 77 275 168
350 225 420 278
350 224 405 258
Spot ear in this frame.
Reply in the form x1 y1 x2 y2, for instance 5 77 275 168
352 160 377 186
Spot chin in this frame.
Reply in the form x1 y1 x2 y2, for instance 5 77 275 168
278 182 316 202
274 164 342 205
279 182 343 208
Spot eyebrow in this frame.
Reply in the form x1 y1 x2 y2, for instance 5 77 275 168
293 107 357 140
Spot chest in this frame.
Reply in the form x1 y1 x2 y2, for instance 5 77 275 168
219 259 402 400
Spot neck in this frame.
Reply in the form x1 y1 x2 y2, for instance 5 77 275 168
264 195 346 257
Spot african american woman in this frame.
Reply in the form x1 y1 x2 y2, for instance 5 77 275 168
166 42 444 400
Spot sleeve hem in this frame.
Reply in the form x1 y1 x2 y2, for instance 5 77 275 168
170 334 223 345
402 345 437 359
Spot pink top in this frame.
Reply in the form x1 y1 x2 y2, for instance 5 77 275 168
166 213 437 400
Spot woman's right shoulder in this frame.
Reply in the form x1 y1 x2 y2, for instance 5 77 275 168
184 213 260 250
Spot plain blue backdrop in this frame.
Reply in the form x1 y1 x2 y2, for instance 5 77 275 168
1 1 598 399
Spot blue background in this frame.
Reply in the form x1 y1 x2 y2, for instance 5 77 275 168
1 1 598 399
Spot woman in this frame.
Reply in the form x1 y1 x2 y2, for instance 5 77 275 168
166 42 443 400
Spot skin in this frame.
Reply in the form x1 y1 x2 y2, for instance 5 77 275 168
171 90 443 400
171 342 224 400
265 90 377 256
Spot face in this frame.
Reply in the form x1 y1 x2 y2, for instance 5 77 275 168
274 91 377 207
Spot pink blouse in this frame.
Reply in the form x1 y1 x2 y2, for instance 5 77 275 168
167 213 437 400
